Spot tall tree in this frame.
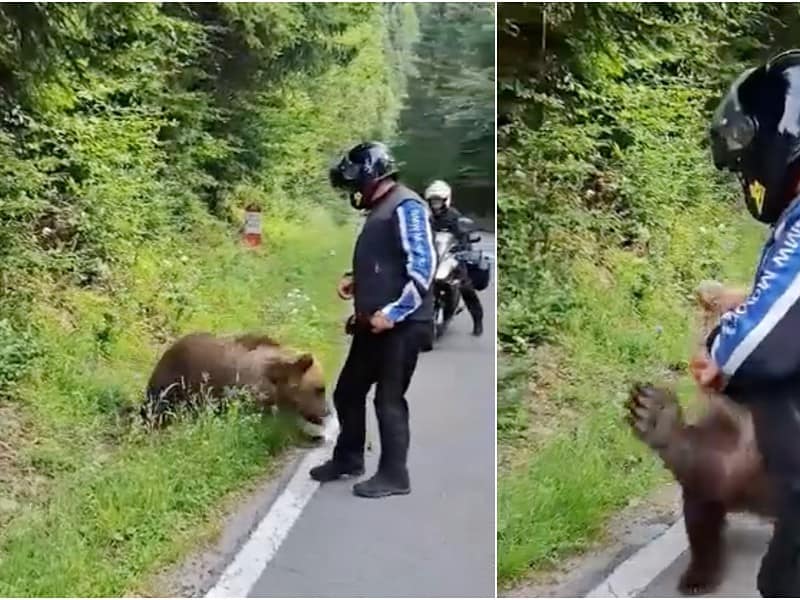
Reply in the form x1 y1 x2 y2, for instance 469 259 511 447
395 3 495 223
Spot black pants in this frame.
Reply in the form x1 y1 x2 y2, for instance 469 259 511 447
332 321 427 479
456 262 483 327
750 395 800 597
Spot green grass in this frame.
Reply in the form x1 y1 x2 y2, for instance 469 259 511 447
497 205 767 586
498 400 667 581
0 210 353 596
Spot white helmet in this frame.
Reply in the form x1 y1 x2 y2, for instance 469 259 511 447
424 180 452 213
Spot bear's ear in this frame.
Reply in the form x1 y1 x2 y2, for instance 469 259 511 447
291 353 314 374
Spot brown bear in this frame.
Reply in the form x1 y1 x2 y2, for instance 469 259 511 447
143 332 329 428
627 280 776 596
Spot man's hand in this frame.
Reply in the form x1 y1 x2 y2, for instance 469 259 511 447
690 349 725 392
337 275 354 300
695 280 749 316
370 311 394 334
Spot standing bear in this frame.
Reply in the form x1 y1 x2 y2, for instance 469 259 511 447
626 280 776 596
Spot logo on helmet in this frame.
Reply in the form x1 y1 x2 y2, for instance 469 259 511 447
749 180 766 214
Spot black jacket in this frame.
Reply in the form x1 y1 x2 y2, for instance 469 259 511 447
431 206 472 248
352 184 435 323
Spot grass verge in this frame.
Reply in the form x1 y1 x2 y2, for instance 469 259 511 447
0 210 353 596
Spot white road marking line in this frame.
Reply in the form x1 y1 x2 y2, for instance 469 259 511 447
205 418 339 598
586 518 688 598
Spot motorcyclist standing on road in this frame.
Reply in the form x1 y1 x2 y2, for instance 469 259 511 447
424 179 484 336
696 49 800 596
310 141 435 499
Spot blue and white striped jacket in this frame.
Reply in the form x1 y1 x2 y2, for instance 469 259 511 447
381 199 436 323
708 196 800 394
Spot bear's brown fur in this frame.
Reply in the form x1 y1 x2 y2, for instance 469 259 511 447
627 280 776 596
143 332 328 427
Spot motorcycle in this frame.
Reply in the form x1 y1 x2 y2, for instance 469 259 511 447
429 217 483 346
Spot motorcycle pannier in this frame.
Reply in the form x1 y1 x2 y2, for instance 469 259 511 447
466 251 491 291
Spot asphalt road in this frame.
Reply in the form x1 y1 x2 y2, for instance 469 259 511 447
638 514 769 598
246 236 496 598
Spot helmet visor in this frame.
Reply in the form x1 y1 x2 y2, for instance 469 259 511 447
710 69 758 171
328 156 362 190
428 196 446 212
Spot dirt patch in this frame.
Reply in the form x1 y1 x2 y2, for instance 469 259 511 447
525 344 579 439
498 344 580 471
0 402 49 527
502 483 682 597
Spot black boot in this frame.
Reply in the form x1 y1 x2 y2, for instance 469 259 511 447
353 469 410 498
472 319 483 336
309 459 364 483
461 286 483 337
354 400 411 498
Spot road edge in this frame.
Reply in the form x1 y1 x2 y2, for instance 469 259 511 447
204 419 339 597
585 517 688 598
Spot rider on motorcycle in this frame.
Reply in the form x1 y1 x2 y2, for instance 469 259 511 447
424 180 484 336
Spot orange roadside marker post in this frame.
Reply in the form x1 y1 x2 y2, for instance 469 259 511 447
243 204 262 247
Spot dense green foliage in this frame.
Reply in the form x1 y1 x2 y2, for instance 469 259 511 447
0 3 416 298
0 3 429 594
498 2 800 351
396 3 495 223
497 2 800 585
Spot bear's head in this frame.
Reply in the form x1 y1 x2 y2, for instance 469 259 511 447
264 351 329 425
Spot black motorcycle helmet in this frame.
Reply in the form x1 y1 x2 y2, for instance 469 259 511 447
329 141 398 209
710 50 800 224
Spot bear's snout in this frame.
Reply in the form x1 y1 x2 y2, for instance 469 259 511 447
304 413 325 425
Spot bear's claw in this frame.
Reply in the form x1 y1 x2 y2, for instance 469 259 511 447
626 383 683 450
